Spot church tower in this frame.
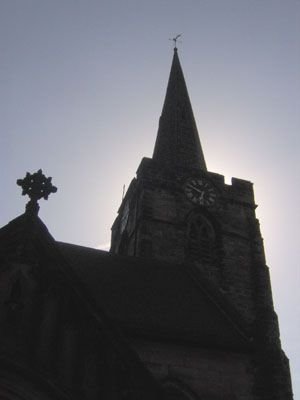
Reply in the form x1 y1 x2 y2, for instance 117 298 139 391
110 48 293 399
110 48 262 321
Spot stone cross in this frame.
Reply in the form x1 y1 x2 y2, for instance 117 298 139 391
17 169 57 215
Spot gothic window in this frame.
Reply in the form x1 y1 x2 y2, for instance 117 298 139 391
187 214 216 264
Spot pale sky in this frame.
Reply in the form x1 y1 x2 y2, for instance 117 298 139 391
1 0 299 396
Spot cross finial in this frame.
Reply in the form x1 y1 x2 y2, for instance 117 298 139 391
17 169 57 215
169 34 182 50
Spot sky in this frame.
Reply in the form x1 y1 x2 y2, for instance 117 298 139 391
0 0 299 396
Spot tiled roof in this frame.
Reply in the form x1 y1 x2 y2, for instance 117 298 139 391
58 242 252 351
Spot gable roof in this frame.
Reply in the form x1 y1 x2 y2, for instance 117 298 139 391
58 242 252 352
0 213 253 355
0 214 166 399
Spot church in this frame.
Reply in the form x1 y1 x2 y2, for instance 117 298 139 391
0 48 293 399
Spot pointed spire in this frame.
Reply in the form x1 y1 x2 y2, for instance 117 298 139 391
153 49 207 171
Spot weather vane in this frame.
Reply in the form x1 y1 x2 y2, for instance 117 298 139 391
169 34 182 49
17 169 57 215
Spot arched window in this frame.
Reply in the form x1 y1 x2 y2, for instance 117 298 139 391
186 214 216 265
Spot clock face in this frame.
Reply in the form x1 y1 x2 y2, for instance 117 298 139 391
184 178 217 206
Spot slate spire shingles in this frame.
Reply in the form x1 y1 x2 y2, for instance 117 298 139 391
152 48 207 171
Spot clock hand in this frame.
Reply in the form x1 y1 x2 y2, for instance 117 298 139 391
186 184 203 194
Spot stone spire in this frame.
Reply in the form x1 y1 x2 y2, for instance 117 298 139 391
152 48 207 171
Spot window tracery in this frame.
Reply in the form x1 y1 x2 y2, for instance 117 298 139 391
186 213 216 265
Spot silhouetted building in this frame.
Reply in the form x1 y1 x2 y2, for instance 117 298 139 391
0 49 293 399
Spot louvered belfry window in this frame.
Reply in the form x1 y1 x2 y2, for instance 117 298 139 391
187 214 216 264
